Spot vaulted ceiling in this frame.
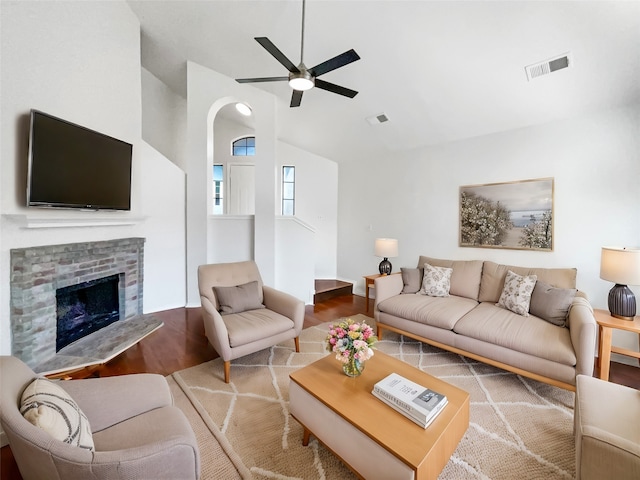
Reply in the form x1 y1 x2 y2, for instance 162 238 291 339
128 1 640 163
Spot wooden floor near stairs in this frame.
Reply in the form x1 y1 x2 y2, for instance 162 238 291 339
313 279 353 303
2 293 639 479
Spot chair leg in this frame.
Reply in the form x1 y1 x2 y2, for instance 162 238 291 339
224 361 230 383
294 337 300 353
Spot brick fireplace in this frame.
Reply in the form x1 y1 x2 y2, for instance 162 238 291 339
10 238 145 369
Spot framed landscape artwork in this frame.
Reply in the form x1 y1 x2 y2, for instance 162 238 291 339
459 177 554 251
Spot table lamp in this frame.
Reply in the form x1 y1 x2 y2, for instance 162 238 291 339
375 238 398 275
600 246 640 320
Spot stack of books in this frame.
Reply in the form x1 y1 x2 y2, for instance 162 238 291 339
372 373 448 428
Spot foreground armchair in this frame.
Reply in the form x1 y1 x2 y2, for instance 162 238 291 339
198 260 304 383
575 374 640 480
0 356 200 480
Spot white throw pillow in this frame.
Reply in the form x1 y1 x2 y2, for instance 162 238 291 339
497 270 537 316
20 378 95 450
420 263 453 297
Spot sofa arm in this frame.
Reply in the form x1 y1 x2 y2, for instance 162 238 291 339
373 274 404 311
263 286 305 334
200 295 232 360
567 296 597 377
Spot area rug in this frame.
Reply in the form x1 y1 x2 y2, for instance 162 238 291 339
170 314 576 479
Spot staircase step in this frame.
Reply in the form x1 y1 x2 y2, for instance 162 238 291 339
314 279 353 304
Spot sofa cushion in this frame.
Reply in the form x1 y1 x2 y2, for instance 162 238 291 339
420 263 452 297
453 302 577 365
497 270 537 316
213 280 265 314
418 256 483 301
401 267 423 294
377 294 478 330
20 378 95 450
529 280 577 327
479 261 577 303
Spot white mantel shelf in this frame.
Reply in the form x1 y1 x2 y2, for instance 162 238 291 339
3 213 147 229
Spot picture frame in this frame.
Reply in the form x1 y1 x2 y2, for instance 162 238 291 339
459 177 554 251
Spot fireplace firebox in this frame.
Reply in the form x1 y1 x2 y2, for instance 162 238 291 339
56 274 122 352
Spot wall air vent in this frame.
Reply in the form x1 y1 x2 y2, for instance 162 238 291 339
366 113 390 125
525 52 572 81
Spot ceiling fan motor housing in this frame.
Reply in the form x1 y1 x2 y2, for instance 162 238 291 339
289 67 315 91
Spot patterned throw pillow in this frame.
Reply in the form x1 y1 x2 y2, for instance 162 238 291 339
20 378 95 450
420 263 453 297
497 270 537 316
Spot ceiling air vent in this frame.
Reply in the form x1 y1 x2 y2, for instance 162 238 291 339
525 52 572 81
366 113 390 125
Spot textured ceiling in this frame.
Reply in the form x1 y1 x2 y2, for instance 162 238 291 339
128 0 640 162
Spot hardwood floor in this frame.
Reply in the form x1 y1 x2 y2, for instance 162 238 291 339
2 294 639 479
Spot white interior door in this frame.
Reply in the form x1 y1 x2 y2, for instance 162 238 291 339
228 164 255 215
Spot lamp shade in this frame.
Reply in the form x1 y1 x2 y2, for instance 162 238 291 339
374 238 398 258
600 246 640 320
600 247 640 285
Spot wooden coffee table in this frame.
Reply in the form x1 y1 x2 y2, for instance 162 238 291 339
289 351 469 480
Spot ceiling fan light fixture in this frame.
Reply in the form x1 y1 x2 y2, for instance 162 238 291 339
288 70 314 91
235 102 252 116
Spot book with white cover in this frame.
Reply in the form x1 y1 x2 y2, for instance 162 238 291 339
372 373 448 428
372 390 442 428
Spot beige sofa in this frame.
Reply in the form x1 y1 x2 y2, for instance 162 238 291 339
374 256 597 391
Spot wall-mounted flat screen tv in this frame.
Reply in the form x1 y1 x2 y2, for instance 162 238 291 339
27 109 133 210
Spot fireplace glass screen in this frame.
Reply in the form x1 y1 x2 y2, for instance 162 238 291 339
56 274 121 351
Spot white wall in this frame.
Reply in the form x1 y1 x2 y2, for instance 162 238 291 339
141 68 187 171
185 65 340 305
185 62 277 306
276 217 315 304
338 104 640 364
0 1 187 354
208 216 254 263
137 142 186 312
210 118 338 282
278 142 338 280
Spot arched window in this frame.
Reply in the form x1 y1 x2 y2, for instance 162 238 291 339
232 136 255 156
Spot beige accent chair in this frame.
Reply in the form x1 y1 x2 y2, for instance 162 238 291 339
575 374 640 480
198 260 305 383
0 355 200 480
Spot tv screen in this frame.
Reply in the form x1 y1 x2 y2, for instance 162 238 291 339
27 110 133 210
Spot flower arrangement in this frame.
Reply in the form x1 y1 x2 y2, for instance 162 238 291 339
326 318 377 376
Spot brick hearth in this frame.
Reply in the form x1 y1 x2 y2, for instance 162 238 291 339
10 238 145 369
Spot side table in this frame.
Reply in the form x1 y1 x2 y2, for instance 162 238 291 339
594 308 640 381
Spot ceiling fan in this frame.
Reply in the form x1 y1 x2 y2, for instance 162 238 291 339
235 0 360 107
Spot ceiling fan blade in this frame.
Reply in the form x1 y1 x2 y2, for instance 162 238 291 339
314 79 358 98
290 90 303 107
255 37 300 73
310 49 360 77
236 76 288 83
